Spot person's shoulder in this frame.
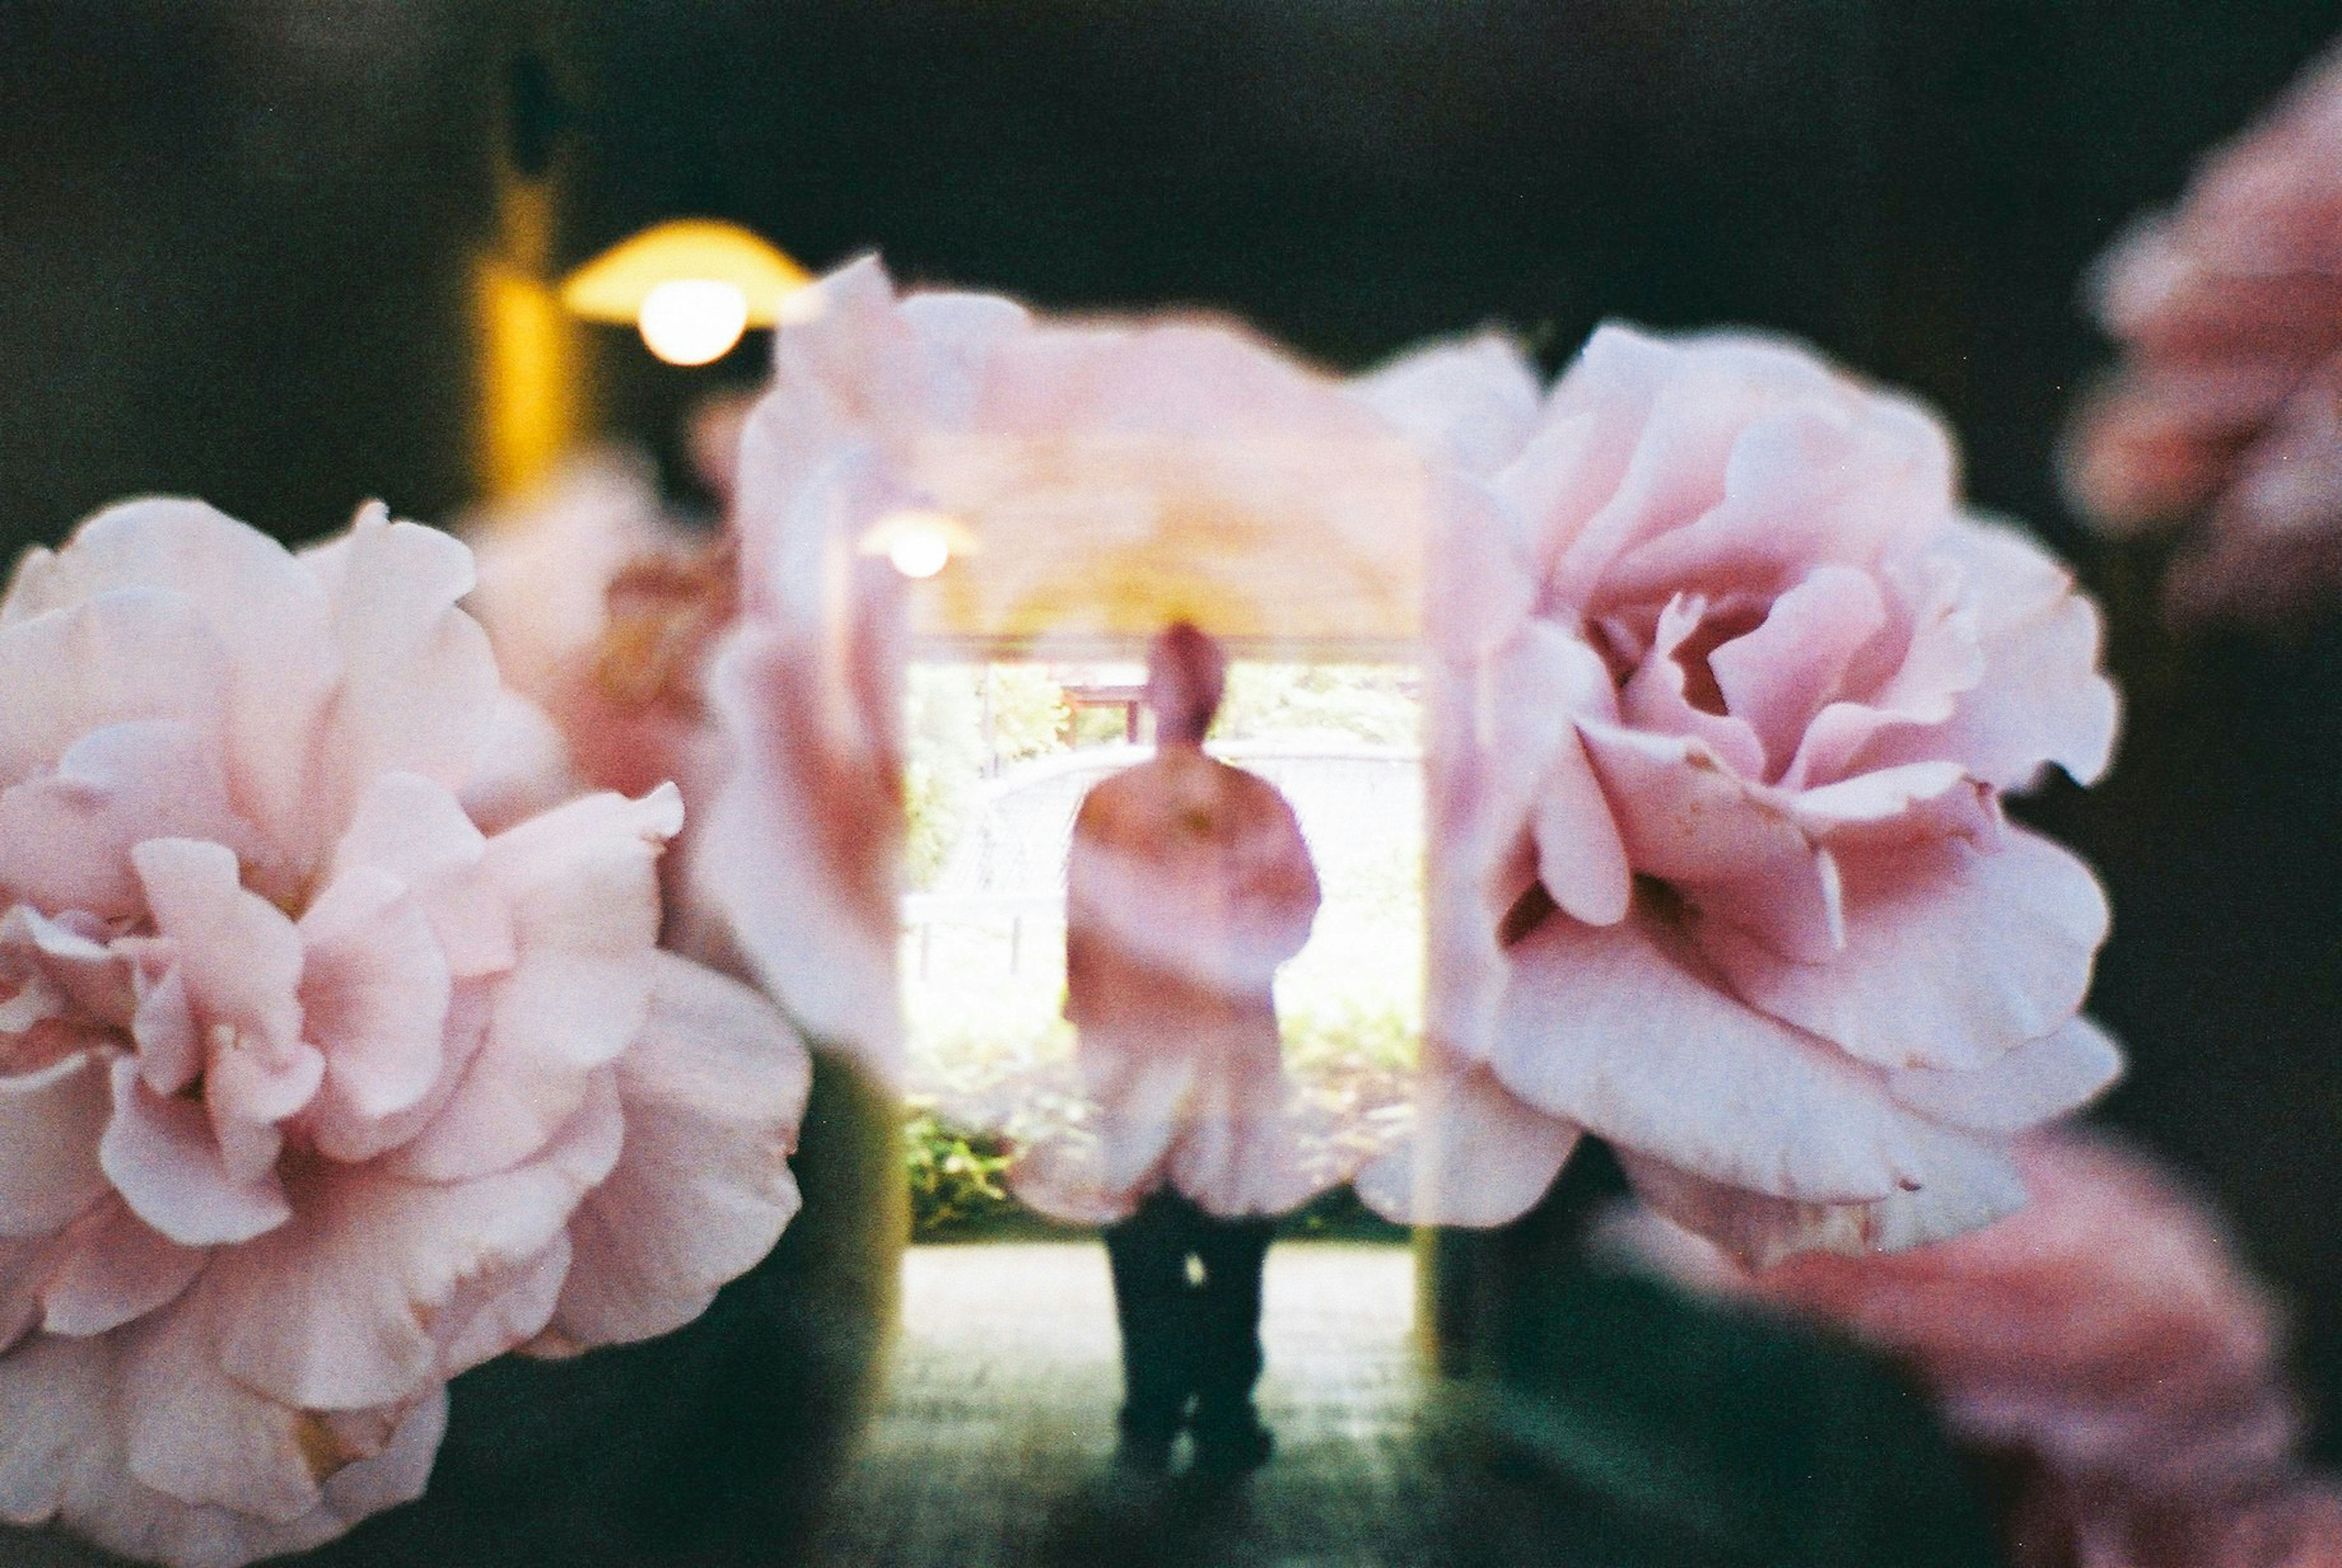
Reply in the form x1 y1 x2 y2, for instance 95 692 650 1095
1217 756 1295 808
1073 759 1156 832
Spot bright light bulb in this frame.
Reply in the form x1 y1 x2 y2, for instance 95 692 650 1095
886 521 953 579
636 279 750 366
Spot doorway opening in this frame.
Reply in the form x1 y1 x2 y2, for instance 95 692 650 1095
897 656 1424 1237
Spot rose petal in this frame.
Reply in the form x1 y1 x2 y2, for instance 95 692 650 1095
40 1196 207 1337
387 787 676 1183
1875 517 2120 790
1708 564 1889 775
1577 719 1842 957
98 1058 290 1247
303 506 501 837
130 963 202 1097
1352 332 1544 479
0 721 264 921
437 1233 571 1378
331 770 514 981
1699 827 2109 1073
0 587 228 793
0 497 339 837
1618 594 1769 778
298 865 451 1126
120 1301 326 1522
1886 1015 2124 1135
1618 1139 2027 1267
0 1328 106 1527
1488 909 1981 1205
209 1071 621 1411
548 951 808 1347
1354 1049 1578 1228
0 1047 113 1240
131 839 304 1069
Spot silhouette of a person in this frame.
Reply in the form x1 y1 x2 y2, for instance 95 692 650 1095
1064 623 1322 1474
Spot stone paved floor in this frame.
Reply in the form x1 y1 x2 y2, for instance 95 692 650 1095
805 1240 1444 1567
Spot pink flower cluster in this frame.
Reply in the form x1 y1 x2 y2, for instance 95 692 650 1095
0 501 808 1568
2063 39 2342 628
1627 1133 2342 1568
1363 323 2121 1262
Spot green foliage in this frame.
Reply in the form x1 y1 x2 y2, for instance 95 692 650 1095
901 1104 1018 1239
1278 997 1417 1075
985 664 1072 764
1069 703 1130 748
903 666 984 889
1213 662 1420 746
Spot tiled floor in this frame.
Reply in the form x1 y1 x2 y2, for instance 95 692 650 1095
808 1241 1468 1567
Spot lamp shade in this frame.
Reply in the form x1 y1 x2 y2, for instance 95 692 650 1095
559 219 814 327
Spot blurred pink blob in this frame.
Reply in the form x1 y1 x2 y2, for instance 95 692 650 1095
0 500 808 1567
702 256 1423 1097
1624 1131 2342 1568
460 449 750 975
1361 324 2121 1263
2063 40 2342 629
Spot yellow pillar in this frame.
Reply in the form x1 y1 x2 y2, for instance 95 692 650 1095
474 168 586 501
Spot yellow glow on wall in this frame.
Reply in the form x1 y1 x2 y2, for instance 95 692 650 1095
560 220 817 363
475 176 582 499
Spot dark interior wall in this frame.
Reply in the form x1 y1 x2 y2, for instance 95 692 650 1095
5 0 2342 1445
0 1 504 542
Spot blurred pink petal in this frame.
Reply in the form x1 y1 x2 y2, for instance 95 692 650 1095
2063 38 2342 629
1630 1130 2341 1568
1356 1051 1579 1229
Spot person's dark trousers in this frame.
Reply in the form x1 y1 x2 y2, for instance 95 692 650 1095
1101 1188 1276 1456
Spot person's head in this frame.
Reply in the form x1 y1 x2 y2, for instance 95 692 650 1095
1146 621 1225 746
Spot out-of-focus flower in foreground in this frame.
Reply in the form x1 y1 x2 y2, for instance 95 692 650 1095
1618 1131 2342 1568
0 499 808 1568
2063 39 2342 629
704 257 1408 1219
1362 323 2122 1263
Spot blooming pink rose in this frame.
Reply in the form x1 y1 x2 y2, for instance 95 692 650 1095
2062 39 2342 628
1361 324 2121 1261
0 499 809 1568
1622 1132 2342 1568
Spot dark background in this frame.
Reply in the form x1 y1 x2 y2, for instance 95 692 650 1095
5 0 2341 1455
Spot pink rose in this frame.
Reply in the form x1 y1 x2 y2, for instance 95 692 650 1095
1364 324 2121 1261
1622 1132 2342 1568
0 500 809 1568
2062 39 2342 629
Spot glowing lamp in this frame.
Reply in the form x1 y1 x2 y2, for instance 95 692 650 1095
860 509 978 579
559 219 818 365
